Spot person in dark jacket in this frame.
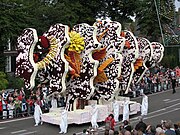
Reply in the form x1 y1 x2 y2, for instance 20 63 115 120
123 120 132 132
135 116 147 133
171 76 176 94
174 124 180 135
163 120 176 135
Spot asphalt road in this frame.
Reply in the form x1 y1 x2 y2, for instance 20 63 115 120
0 87 179 135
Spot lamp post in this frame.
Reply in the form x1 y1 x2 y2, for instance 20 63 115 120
154 0 165 46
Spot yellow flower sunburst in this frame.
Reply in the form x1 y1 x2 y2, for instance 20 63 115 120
68 31 85 53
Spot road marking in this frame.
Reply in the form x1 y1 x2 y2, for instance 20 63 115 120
11 130 27 134
133 89 172 100
146 102 180 115
0 117 33 124
0 127 6 130
165 98 180 103
163 99 170 102
144 108 180 120
18 131 37 135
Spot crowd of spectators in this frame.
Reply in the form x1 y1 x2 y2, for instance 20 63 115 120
126 67 180 97
77 117 180 135
0 84 65 120
103 118 180 135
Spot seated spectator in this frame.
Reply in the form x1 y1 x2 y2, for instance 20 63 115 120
135 116 147 134
174 123 180 135
159 133 165 135
114 130 119 135
105 114 116 131
123 120 132 132
156 126 164 135
104 129 109 135
82 129 87 135
124 130 131 135
109 129 114 135
162 120 176 135
146 125 156 135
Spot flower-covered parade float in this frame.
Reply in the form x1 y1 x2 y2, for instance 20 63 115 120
15 20 164 131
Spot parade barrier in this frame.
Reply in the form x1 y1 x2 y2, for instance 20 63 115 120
41 100 140 125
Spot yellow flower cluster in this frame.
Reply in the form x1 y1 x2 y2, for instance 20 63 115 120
68 31 85 53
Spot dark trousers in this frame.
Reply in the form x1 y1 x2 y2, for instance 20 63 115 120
172 85 176 93
0 111 2 119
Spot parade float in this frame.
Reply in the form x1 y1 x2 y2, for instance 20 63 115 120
15 19 164 127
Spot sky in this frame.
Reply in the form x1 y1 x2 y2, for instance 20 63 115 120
175 0 180 11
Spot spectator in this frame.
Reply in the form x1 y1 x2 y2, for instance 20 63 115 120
104 129 109 135
30 90 35 97
114 130 119 135
135 116 147 134
109 129 114 135
146 125 156 135
13 97 21 117
159 133 166 135
174 124 180 135
82 129 87 135
2 97 7 119
0 95 2 119
8 101 14 118
2 90 8 100
163 120 176 135
123 120 132 132
21 95 27 117
20 87 25 97
105 114 116 131
156 124 164 135
124 130 131 135
27 96 34 116
13 89 19 98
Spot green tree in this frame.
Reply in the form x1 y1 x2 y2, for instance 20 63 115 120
135 0 175 42
36 0 102 28
0 0 38 71
160 47 180 68
97 0 138 27
6 74 24 89
0 72 8 90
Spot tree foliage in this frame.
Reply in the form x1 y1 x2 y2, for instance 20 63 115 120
97 0 138 27
6 74 24 89
0 72 8 90
1 0 178 71
160 47 180 68
135 0 175 42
